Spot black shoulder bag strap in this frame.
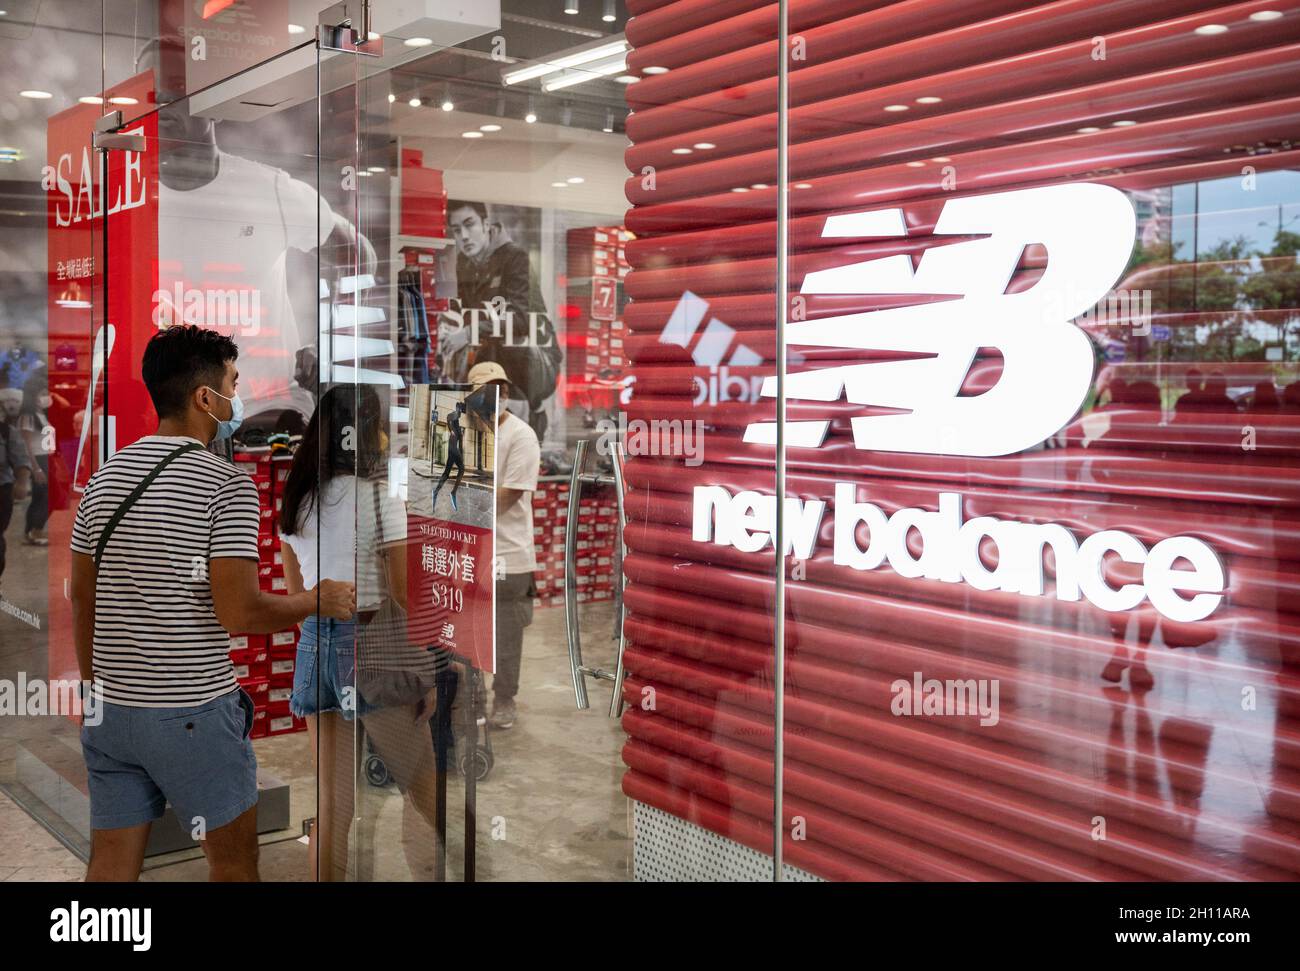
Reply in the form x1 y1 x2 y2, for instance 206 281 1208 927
93 442 204 567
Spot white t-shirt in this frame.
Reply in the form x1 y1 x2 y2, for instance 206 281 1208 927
157 151 332 417
280 476 407 611
495 411 540 574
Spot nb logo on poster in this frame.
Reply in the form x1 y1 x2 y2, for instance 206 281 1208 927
742 183 1136 456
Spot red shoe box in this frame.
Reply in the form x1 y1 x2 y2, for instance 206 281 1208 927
267 714 306 736
269 629 297 652
240 677 270 705
249 707 269 739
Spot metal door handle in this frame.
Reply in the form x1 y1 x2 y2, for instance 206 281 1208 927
564 439 623 711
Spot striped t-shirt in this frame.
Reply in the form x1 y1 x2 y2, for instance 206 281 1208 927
71 435 261 707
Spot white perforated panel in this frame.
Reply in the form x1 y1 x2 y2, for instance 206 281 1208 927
632 800 823 882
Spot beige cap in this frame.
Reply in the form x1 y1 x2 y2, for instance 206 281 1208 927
467 360 510 389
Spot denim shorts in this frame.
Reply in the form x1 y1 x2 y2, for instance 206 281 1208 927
80 688 258 832
290 616 375 721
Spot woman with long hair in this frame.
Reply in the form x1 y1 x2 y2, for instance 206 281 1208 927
278 384 444 880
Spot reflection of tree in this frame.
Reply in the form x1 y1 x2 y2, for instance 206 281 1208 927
1241 229 1300 363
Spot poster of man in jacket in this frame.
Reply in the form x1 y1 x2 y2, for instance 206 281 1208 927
438 200 562 442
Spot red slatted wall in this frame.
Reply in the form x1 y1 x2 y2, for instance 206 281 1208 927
618 0 1300 880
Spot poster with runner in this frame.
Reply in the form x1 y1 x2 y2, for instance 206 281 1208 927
405 383 497 672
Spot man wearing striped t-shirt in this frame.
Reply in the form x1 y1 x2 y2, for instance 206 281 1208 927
71 325 354 882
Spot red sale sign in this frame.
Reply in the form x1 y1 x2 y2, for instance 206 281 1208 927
45 72 158 687
406 517 496 672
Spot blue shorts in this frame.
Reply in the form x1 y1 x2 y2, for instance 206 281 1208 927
80 688 258 832
290 616 374 721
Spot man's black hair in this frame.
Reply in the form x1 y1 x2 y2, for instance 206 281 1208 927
448 199 488 223
142 325 238 419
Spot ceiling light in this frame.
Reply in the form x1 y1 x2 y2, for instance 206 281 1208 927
1250 10 1283 20
480 123 502 132
565 0 579 13
404 37 434 47
1077 126 1101 133
602 109 615 133
1112 119 1136 127
750 183 767 189
287 23 305 34
502 39 629 86
79 96 104 105
567 176 584 184
387 92 396 103
916 96 942 104
731 187 749 193
614 75 639 84
19 90 52 99
603 0 617 21
367 166 386 173
525 111 537 123
551 181 567 187
884 104 908 112
109 96 137 105
542 54 628 91
441 99 454 111
1194 23 1229 35
409 97 422 107
794 182 812 189
643 65 669 74
462 131 483 138
671 147 692 155
906 161 926 167
356 170 372 177
694 142 715 150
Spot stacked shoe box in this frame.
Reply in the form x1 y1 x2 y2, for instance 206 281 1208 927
231 450 306 738
531 479 617 608
564 226 632 385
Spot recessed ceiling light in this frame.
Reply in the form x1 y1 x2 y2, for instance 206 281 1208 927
614 75 639 84
564 0 579 13
671 147 692 155
643 66 669 74
931 156 951 163
1194 23 1229 35
367 166 386 173
1077 126 1101 133
525 112 537 123
916 96 942 104
731 187 749 193
480 123 502 132
356 170 372 177
79 96 104 105
567 176 585 184
287 23 305 34
551 181 567 187
693 142 716 150
906 161 926 167
884 104 909 112
108 96 137 105
1112 119 1136 127
1250 10 1283 20
19 90 52 99
441 99 454 111
409 97 421 108
404 37 434 47
794 182 812 189
462 131 483 138
387 93 396 103
750 183 767 189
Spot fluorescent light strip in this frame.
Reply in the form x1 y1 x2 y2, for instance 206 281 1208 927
502 39 629 86
541 55 629 92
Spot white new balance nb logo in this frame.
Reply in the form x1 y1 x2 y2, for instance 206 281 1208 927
742 183 1137 457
